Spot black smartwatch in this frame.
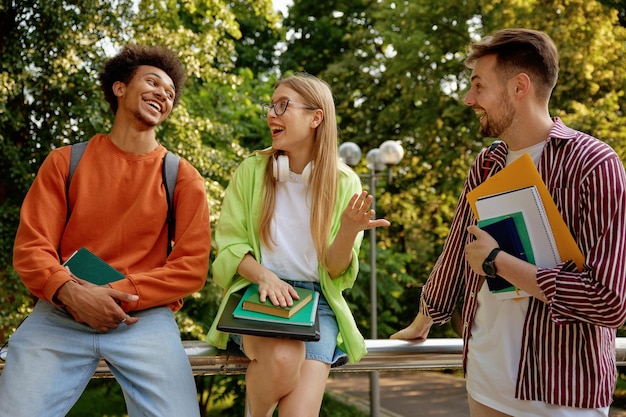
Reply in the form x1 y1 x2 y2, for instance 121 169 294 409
482 248 502 278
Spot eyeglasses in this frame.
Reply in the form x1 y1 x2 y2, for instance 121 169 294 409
262 99 317 116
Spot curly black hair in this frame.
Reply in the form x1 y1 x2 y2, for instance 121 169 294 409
99 44 187 114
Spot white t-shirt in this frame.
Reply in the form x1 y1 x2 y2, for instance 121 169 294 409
465 142 609 417
261 171 319 282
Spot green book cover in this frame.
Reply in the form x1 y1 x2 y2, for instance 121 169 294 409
243 285 313 318
233 284 318 327
63 247 124 285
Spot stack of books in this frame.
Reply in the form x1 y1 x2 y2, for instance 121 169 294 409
217 284 321 341
235 284 318 326
466 153 584 299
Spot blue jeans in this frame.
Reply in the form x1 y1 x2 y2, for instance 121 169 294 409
0 300 200 417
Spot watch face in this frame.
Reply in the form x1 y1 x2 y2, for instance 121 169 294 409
483 260 496 277
482 248 501 278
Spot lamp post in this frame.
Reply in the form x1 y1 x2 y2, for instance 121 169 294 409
338 140 404 417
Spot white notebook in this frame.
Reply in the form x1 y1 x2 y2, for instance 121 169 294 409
475 185 561 269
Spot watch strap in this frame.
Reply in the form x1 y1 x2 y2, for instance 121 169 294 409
486 248 501 262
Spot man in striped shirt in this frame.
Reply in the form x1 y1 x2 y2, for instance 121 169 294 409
391 28 626 416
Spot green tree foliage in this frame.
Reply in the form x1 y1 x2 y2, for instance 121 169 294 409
480 0 626 158
279 0 371 75
230 1 285 74
281 0 626 337
597 0 626 26
311 0 486 337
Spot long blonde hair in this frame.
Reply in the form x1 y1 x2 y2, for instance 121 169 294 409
257 73 339 271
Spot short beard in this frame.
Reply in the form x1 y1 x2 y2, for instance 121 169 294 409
480 91 514 138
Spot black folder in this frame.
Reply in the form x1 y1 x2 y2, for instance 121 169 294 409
217 290 321 341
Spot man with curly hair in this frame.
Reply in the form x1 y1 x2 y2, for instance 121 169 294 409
0 44 211 417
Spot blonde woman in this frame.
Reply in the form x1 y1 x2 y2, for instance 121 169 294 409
207 73 390 417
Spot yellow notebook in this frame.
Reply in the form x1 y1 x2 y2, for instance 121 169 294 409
466 153 584 271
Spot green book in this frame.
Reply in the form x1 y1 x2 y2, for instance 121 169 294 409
233 284 319 327
63 247 124 285
243 284 314 318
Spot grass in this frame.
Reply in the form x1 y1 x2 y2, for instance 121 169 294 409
321 393 368 417
613 373 626 410
68 380 367 417
67 379 127 417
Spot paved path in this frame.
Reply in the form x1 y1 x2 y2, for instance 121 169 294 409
325 371 626 416
326 370 469 416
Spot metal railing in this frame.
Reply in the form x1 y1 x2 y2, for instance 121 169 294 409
3 337 626 377
180 338 465 377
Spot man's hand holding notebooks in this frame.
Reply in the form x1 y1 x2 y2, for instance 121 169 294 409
466 153 584 270
63 247 124 285
479 214 532 299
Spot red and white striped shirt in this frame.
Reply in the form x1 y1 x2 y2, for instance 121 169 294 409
420 118 626 408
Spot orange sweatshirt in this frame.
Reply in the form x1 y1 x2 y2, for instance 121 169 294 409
13 134 211 312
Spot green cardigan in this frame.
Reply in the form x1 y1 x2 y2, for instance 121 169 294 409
206 152 367 363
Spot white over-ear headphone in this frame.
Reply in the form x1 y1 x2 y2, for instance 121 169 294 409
273 155 314 184
273 154 290 182
301 161 314 184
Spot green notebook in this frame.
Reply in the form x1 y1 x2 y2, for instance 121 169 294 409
233 284 319 327
63 247 124 285
243 285 314 318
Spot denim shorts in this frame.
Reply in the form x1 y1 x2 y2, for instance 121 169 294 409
230 280 347 367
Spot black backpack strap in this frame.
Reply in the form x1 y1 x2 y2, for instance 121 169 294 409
162 151 180 256
66 141 89 223
60 141 88 258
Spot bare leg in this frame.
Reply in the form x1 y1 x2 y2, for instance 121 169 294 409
278 359 330 417
468 394 512 417
243 335 306 417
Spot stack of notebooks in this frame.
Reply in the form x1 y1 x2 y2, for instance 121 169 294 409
217 284 321 341
466 153 584 299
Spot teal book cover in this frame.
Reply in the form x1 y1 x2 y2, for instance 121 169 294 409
63 247 124 285
478 212 533 299
233 284 319 327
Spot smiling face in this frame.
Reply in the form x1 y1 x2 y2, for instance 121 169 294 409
464 54 516 139
266 84 321 159
113 65 176 127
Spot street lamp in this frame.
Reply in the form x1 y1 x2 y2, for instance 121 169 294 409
340 140 403 339
338 140 404 417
